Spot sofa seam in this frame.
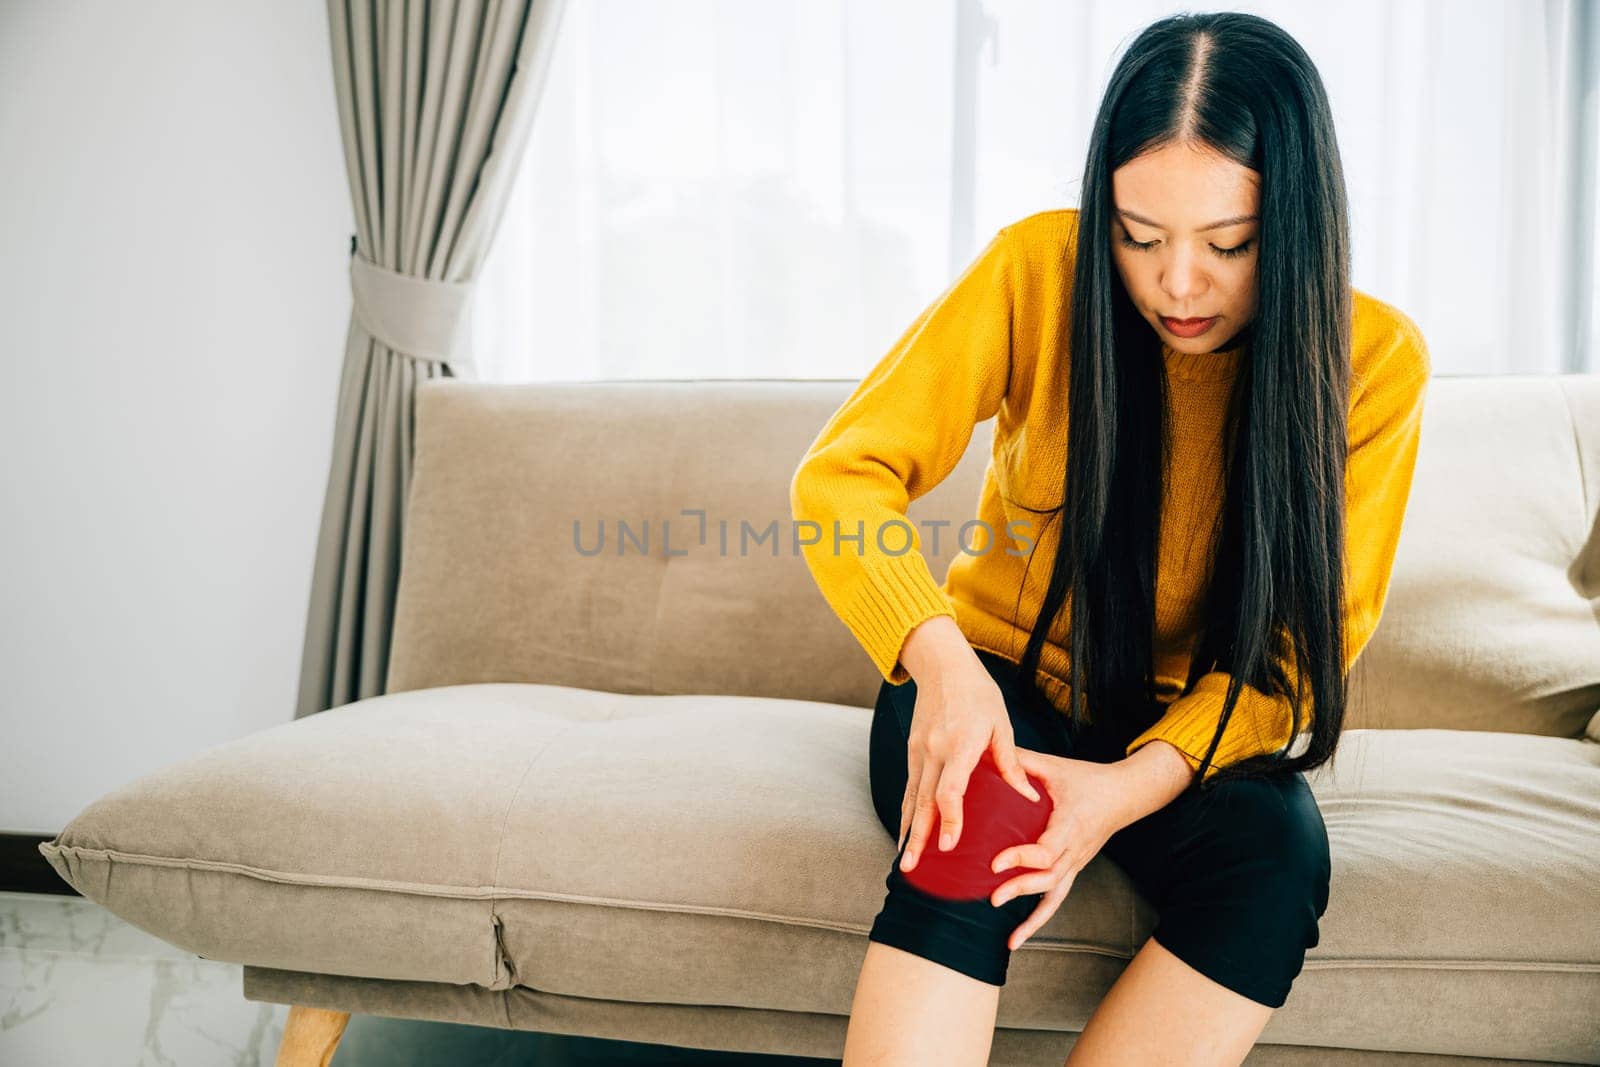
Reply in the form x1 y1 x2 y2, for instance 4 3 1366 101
1298 958 1600 974
33 842 1600 972
35 844 518 895
487 721 581 990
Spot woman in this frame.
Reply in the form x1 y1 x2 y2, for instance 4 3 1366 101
789 11 1431 1066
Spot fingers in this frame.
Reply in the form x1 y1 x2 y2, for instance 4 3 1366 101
992 852 1075 907
990 808 1078 883
1006 869 1076 951
899 675 1030 869
898 750 923 852
994 737 1042 803
934 750 983 853
900 757 940 872
990 841 1053 876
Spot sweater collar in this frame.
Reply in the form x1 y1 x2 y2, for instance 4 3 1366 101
1161 321 1253 383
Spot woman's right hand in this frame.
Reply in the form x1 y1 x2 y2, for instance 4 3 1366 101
897 657 1042 873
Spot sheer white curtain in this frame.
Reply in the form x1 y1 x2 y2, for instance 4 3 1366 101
472 0 1600 382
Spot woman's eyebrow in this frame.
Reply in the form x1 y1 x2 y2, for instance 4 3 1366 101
1116 208 1259 232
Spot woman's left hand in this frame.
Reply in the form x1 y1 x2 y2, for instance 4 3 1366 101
988 747 1134 950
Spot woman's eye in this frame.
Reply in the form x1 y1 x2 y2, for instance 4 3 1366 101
1117 233 1254 259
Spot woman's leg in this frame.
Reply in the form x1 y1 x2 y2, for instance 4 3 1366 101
1065 935 1272 1066
843 937 1003 1067
845 651 1071 1067
1066 764 1332 1066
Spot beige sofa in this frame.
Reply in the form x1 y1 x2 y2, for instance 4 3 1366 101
39 375 1600 1065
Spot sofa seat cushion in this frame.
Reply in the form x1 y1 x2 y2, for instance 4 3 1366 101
39 684 1600 1061
38 682 958 996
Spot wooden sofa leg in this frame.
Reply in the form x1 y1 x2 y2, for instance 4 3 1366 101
274 1005 351 1067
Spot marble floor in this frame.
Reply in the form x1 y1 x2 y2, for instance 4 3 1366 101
0 891 837 1066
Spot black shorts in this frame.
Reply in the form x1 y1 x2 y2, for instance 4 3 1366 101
866 648 1331 1007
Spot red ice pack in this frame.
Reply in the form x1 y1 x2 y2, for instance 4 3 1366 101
900 750 1054 902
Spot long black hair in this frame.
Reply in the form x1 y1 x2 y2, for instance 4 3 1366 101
1014 11 1351 792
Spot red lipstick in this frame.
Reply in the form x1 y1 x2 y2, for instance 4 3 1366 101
1161 316 1218 338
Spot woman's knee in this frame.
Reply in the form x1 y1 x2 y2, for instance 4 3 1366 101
1150 775 1332 1005
1185 774 1329 883
894 753 1053 901
866 758 1051 987
1242 776 1332 918
870 841 1040 988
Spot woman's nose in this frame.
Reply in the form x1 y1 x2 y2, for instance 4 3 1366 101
1160 245 1212 303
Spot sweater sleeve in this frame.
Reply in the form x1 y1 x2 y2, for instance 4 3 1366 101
790 227 1015 684
1124 320 1432 781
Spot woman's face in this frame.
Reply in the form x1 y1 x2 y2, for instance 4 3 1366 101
1109 141 1261 353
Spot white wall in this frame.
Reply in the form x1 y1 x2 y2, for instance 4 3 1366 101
0 2 353 832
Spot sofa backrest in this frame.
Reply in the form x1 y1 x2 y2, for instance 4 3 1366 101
386 375 1600 738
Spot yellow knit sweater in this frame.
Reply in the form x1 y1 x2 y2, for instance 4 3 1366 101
789 208 1431 782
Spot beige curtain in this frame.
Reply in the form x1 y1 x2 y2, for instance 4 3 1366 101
296 0 569 719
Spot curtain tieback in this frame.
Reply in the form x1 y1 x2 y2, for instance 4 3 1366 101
349 251 474 369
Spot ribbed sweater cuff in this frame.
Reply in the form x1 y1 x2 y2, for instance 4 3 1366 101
1123 672 1282 784
839 551 958 685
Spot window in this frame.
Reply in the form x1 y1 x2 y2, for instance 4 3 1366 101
472 0 1600 381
